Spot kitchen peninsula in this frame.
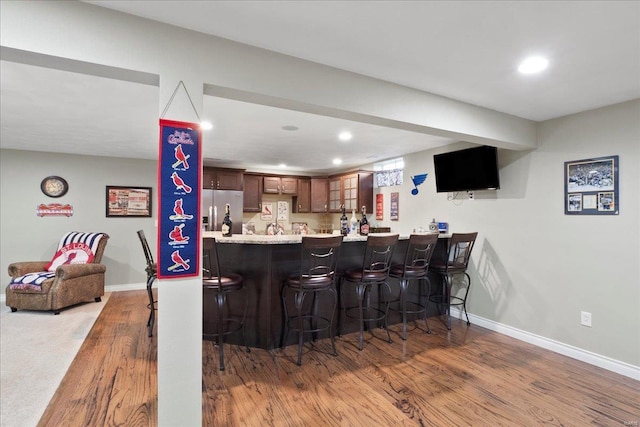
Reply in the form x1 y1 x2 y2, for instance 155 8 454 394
203 232 450 349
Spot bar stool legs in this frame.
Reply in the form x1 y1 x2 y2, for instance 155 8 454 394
146 272 156 337
282 286 338 366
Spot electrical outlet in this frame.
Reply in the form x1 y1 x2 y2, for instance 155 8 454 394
581 311 592 327
468 191 474 200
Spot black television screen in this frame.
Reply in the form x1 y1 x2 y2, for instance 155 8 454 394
433 145 500 192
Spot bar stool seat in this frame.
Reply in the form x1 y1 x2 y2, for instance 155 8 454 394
202 237 249 371
388 233 439 340
282 235 342 366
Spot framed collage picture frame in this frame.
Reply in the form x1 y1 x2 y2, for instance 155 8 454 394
564 155 619 215
106 186 152 217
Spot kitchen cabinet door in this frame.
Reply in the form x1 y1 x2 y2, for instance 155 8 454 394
263 176 298 195
294 178 311 213
243 174 262 212
203 167 244 190
311 178 329 213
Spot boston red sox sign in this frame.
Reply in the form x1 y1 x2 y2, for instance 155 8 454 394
157 119 201 279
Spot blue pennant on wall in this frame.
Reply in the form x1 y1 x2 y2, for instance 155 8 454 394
411 173 428 195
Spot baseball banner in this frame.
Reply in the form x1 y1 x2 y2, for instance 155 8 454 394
157 119 201 279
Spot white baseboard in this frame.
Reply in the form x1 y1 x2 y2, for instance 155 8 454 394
449 308 640 381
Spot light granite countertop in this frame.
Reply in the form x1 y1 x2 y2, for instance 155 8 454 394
202 231 450 244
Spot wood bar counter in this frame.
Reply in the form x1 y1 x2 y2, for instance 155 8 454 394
203 232 449 349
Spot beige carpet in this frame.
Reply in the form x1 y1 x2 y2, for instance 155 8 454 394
0 294 110 427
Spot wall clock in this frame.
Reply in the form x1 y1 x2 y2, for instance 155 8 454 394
41 176 69 198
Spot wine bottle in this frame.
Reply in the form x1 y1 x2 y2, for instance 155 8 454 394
222 203 233 237
350 209 358 235
340 205 349 236
360 205 369 236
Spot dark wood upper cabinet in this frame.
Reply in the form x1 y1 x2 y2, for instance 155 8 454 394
311 177 329 213
243 174 262 212
294 178 311 213
263 176 298 195
203 167 244 190
327 171 373 214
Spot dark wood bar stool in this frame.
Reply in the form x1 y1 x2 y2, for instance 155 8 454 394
428 232 478 330
388 233 439 340
202 237 249 371
281 235 343 366
340 234 399 351
136 230 157 338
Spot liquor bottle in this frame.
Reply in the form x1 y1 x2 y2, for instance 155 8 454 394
350 209 358 235
222 203 233 237
340 205 349 236
360 205 369 236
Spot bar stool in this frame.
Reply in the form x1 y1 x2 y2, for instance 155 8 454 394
281 235 342 366
136 230 157 338
428 232 478 330
388 233 439 340
202 237 249 371
340 234 399 350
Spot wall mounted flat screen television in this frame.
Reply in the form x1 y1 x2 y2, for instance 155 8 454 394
433 145 500 192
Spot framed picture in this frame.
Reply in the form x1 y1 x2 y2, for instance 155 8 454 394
564 155 619 215
106 186 152 217
260 202 273 220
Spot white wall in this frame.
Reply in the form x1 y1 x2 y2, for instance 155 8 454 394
372 99 640 367
0 150 158 290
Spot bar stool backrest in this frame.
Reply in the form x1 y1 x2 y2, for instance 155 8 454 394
137 229 156 277
203 237 222 284
361 234 399 276
402 233 439 274
446 232 478 272
299 235 343 284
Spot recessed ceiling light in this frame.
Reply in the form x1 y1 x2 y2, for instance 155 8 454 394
200 121 213 130
333 158 343 165
518 56 549 74
338 131 352 141
281 125 299 131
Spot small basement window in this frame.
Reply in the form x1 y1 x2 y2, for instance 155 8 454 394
374 157 404 187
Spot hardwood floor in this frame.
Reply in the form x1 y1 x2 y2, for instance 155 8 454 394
39 290 639 426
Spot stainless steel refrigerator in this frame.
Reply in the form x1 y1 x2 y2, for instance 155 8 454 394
201 189 243 234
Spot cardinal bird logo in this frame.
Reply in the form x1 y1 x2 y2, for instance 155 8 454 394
411 173 428 195
168 250 190 271
172 144 190 169
171 172 192 193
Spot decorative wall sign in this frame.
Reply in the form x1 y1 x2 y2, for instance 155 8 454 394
157 119 201 279
277 200 289 221
37 203 73 217
390 192 399 221
260 202 274 220
106 186 152 217
564 155 619 215
376 193 384 220
410 173 428 195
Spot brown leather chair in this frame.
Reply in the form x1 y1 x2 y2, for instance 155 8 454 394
389 233 439 340
428 232 478 329
281 235 343 365
137 230 157 337
202 237 249 371
340 234 399 350
6 232 109 314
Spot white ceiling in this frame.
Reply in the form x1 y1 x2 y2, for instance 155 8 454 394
1 1 639 174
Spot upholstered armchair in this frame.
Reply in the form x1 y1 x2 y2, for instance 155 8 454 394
5 232 109 314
